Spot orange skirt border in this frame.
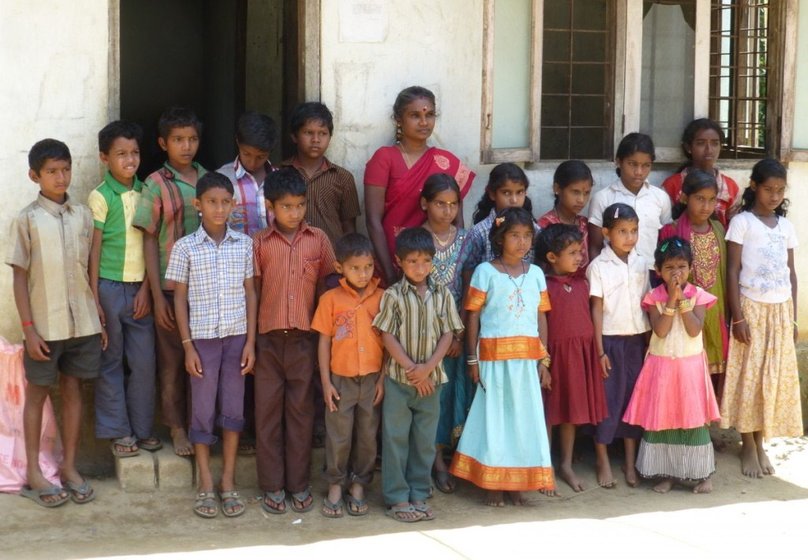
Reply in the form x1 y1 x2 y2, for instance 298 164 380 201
450 452 555 491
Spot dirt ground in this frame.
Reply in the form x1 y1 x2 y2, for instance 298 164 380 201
2 429 808 560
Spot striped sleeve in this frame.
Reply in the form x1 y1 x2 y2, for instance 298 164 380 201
132 179 163 235
439 287 464 334
372 289 400 335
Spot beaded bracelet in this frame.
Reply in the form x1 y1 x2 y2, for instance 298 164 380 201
662 307 676 316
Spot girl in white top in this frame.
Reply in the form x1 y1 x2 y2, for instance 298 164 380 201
720 158 801 479
588 133 672 270
587 203 651 489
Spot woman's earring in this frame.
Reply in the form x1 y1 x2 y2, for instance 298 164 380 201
396 123 403 142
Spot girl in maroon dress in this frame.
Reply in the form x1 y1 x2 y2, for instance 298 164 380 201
535 224 608 492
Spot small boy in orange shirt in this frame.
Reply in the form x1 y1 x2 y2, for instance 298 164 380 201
311 233 384 517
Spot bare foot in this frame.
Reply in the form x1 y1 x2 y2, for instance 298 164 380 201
539 487 559 497
508 491 527 505
596 458 616 488
693 478 713 494
485 490 505 507
653 478 674 493
559 463 585 492
622 465 640 487
741 443 763 478
757 448 775 475
171 427 194 457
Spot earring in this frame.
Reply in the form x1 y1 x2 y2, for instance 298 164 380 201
395 123 402 142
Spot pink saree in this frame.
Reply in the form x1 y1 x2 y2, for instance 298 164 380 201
364 146 474 258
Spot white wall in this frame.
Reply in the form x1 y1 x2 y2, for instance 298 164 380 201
0 1 112 341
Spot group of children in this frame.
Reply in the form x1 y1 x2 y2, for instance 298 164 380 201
7 108 801 522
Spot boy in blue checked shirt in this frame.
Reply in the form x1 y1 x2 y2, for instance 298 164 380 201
165 171 257 519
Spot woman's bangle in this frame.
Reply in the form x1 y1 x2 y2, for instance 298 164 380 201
599 352 606 359
678 301 693 313
731 318 746 326
662 307 676 316
21 321 34 328
181 339 192 345
540 356 551 369
466 359 479 366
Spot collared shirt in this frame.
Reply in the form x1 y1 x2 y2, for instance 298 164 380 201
132 162 206 290
217 157 273 236
253 221 336 333
462 208 538 273
587 245 651 335
588 179 672 269
6 194 102 341
164 225 254 340
311 277 384 377
88 171 146 282
372 276 463 386
282 157 361 246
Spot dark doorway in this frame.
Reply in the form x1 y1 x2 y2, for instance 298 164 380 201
120 0 297 178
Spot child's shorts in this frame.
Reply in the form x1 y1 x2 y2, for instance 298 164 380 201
23 334 102 386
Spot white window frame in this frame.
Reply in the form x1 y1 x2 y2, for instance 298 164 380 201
480 0 796 164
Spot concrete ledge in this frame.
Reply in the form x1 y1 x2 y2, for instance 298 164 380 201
195 454 258 489
154 446 194 490
115 452 156 491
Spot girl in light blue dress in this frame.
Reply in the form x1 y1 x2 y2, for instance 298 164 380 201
450 207 555 506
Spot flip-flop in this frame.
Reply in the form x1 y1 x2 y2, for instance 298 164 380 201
345 494 369 517
20 485 69 508
290 488 314 513
385 504 425 523
219 490 245 518
320 497 344 518
111 436 140 458
193 491 218 519
261 490 287 514
412 501 436 521
137 436 163 452
64 479 95 504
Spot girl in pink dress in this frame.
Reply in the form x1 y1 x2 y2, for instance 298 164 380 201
623 237 720 494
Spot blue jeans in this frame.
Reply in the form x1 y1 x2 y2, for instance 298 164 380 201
94 279 156 440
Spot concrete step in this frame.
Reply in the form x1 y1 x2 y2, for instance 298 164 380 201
114 442 258 491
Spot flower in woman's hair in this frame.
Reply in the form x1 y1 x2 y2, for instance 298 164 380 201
494 217 505 227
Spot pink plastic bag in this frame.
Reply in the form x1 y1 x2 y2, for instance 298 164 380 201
0 337 62 493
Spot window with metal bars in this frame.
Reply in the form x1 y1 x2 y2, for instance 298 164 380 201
709 0 772 158
541 0 614 160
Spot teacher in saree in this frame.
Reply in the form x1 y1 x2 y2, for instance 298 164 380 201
364 85 475 285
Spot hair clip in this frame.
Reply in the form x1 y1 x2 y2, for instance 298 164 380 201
494 216 505 227
614 207 620 219
660 241 669 253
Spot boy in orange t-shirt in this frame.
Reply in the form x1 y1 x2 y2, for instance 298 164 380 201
311 233 384 518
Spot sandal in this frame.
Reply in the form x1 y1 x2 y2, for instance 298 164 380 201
261 490 287 514
412 501 436 521
321 497 344 518
290 488 314 513
63 479 95 504
19 485 69 508
433 469 456 494
137 436 163 452
237 438 256 456
193 491 218 519
111 436 139 458
385 503 425 523
219 490 246 518
345 494 369 516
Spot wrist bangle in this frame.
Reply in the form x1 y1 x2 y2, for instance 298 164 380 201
21 321 33 328
731 318 746 325
599 352 606 358
663 307 676 316
540 356 551 369
794 321 799 328
466 355 477 360
181 339 192 345
466 359 478 366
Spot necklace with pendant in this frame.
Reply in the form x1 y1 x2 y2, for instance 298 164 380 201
500 258 527 309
